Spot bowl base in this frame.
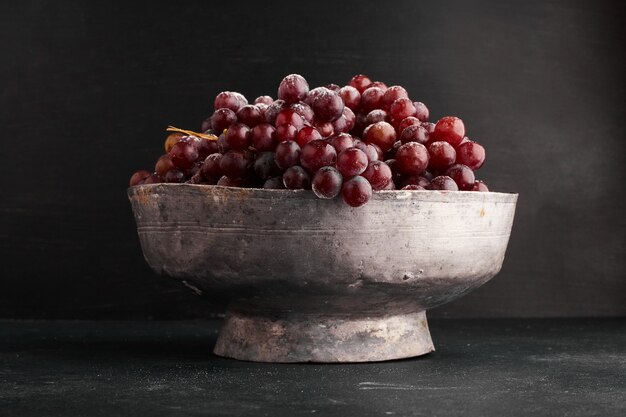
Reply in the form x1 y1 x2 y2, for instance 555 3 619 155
213 306 435 363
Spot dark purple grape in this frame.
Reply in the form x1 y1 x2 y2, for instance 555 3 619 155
289 102 315 122
217 175 246 187
275 140 302 170
300 140 337 173
210 108 238 132
254 152 281 180
201 153 223 179
251 123 277 151
264 99 286 125
169 141 199 169
348 74 372 93
283 166 311 189
263 177 286 189
341 176 372 207
164 169 186 183
309 87 344 122
312 166 343 199
219 151 250 179
275 123 298 141
214 91 247 112
278 74 309 103
236 105 263 127
224 123 251 151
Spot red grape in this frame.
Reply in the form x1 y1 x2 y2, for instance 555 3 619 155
255 95 273 105
195 137 219 159
362 160 393 190
289 102 315 122
275 109 304 129
363 121 396 152
428 141 457 171
396 116 421 134
446 164 475 190
339 86 361 110
471 180 489 192
278 74 309 103
251 123 277 151
369 81 388 91
366 109 389 124
296 126 322 147
431 175 459 191
360 87 385 112
312 166 343 198
432 116 465 147
309 87 344 122
217 175 246 187
283 165 311 189
214 91 247 112
395 142 429 176
275 140 302 170
224 123 251 151
313 119 334 137
336 147 368 177
326 83 341 92
400 125 429 145
327 133 355 154
201 153 223 179
219 150 250 179
389 98 416 121
264 99 286 124
263 177 286 189
155 154 175 177
210 108 238 132
382 86 409 110
413 102 429 121
456 141 486 170
300 139 337 173
129 170 150 186
348 74 373 93
143 173 162 184
164 132 185 153
169 140 199 169
422 122 435 133
275 123 298 141
341 176 372 207
353 139 379 161
236 105 263 127
164 169 186 183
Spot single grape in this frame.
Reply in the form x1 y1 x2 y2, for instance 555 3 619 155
300 140 337 173
337 106 356 132
275 109 304 129
413 102 429 121
214 91 247 112
455 141 486 170
289 102 315 122
210 108 238 132
251 123 277 151
400 124 429 145
389 98 416 121
471 180 489 192
275 140 302 170
362 160 393 190
402 184 425 190
313 119 334 137
366 109 389 124
164 169 186 183
432 116 465 147
431 175 459 191
312 166 343 199
331 114 350 134
275 123 298 141
326 83 341 92
395 142 429 176
396 117 421 135
428 141 457 171
224 123 251 151
263 177 286 189
353 139 379 161
143 173 162 184
401 175 432 189
264 99 286 124
296 126 322 147
327 133 354 153
341 176 372 207
336 147 368 177
201 153 223 179
217 175 246 187
219 151 250 179
360 87 385 112
255 95 273 105
254 152 281 180
278 74 309 103
155 154 176 177
164 132 185 153
369 81 388 91
283 165 311 189
195 137 219 159
169 140 199 169
422 122 436 134
348 74 373 93
129 170 151 186
217 132 229 153
339 86 361 110
309 87 344 122
381 86 409 110
446 164 475 190
363 121 396 152
236 105 263 127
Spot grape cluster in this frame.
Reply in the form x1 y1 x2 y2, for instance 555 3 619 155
130 74 489 207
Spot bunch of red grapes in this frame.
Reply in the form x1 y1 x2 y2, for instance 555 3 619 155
130 74 488 207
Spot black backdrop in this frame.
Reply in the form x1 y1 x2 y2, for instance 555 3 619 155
1 0 624 319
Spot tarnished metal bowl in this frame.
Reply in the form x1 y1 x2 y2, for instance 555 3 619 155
128 184 517 362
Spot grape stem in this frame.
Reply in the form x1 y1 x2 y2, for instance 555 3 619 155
166 126 218 141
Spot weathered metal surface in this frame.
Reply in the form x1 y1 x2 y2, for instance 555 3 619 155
128 184 518 362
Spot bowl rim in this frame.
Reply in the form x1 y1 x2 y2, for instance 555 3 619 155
128 183 518 204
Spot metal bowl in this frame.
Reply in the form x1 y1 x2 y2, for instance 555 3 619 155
128 184 517 363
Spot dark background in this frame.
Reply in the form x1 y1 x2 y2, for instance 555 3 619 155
0 0 624 319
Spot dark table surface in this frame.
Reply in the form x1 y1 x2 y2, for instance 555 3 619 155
1 318 624 417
